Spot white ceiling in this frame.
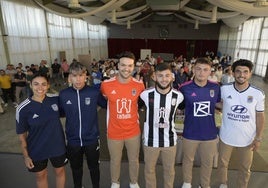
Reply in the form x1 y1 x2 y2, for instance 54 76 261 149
33 0 268 28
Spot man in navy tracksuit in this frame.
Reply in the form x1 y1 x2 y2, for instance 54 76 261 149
59 62 106 188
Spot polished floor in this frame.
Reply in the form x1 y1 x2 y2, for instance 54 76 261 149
0 153 268 188
0 75 268 188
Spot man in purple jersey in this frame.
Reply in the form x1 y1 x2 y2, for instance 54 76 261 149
179 57 221 188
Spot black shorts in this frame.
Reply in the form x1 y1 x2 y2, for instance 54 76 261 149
28 153 68 172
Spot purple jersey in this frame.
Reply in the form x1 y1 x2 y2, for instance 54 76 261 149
179 80 221 140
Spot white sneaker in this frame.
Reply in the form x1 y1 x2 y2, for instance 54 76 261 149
111 182 120 188
182 182 192 188
219 184 228 188
129 183 140 188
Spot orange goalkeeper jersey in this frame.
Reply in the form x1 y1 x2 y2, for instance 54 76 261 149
101 77 145 140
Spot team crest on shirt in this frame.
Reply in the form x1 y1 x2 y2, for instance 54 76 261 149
85 97 91 105
247 96 253 103
132 89 137 96
51 104 58 111
210 90 215 97
171 98 177 106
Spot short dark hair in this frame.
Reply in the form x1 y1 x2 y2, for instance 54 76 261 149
194 57 212 66
69 61 87 75
31 72 49 83
231 59 253 72
155 62 172 72
119 51 135 61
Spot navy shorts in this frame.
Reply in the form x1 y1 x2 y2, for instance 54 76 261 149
28 153 68 172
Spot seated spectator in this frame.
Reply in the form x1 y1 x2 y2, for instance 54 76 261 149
215 66 223 83
208 68 218 82
221 65 234 85
91 68 102 89
174 66 188 89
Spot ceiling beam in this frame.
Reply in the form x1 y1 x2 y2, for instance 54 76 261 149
42 0 53 5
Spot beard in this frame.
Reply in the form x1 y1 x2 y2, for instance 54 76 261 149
235 77 247 85
156 81 171 90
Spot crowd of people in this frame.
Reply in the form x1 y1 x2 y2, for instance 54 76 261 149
0 58 70 113
0 50 265 188
0 52 234 113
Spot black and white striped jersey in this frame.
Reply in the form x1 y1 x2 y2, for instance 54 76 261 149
140 88 184 147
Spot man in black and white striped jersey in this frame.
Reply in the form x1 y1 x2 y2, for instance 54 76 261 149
140 62 184 188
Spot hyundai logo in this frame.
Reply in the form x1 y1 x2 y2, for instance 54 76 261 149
231 105 247 114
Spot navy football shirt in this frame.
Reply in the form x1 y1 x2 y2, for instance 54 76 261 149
16 96 66 161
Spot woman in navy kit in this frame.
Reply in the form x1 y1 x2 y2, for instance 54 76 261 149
16 73 67 188
59 61 106 188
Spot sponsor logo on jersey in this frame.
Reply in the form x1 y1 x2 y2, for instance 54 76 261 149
193 101 211 117
116 98 132 119
111 90 116 94
154 107 169 128
231 105 247 114
51 104 58 111
227 105 250 122
227 95 232 99
66 100 72 104
85 97 91 105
